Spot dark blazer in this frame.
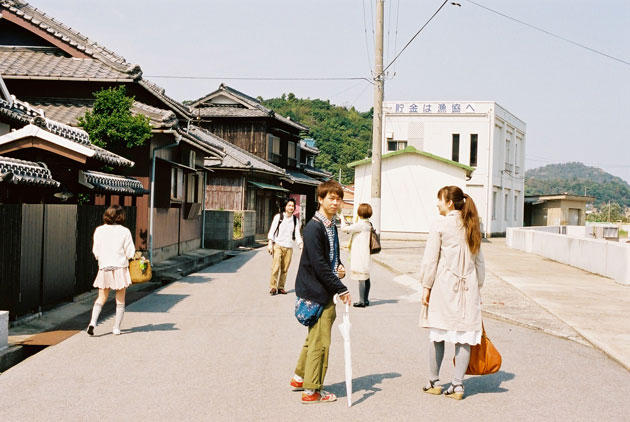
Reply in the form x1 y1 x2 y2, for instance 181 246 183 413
295 217 348 305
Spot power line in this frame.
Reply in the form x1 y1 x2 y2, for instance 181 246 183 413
361 0 373 73
382 0 450 75
144 75 373 83
465 0 630 67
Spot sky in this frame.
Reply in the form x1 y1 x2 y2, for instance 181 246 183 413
27 0 630 181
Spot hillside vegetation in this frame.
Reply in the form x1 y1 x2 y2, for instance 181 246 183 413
525 162 630 208
262 93 372 184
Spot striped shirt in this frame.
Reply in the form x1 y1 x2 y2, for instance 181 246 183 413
315 211 339 276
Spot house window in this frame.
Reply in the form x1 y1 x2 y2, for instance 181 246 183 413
452 134 460 162
288 141 297 166
470 134 478 167
267 134 281 164
171 168 184 201
504 192 509 221
387 140 407 152
186 172 202 203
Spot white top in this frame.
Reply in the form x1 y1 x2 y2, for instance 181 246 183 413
267 212 303 248
340 217 371 281
92 224 136 269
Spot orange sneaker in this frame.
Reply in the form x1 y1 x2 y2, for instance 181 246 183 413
302 390 337 404
290 378 304 391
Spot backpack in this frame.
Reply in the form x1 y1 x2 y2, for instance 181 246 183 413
274 213 298 241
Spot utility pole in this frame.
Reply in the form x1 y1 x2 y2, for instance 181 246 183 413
370 0 385 234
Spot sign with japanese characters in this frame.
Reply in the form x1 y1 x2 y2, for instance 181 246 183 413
386 102 490 114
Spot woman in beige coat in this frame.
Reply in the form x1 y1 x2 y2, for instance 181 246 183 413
340 203 373 307
420 186 485 400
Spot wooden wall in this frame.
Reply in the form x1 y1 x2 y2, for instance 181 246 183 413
200 119 267 160
206 174 243 210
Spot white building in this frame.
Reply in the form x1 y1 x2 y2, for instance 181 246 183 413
352 101 526 238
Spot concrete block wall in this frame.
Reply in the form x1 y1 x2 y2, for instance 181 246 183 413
507 226 630 285
0 311 8 351
204 210 257 250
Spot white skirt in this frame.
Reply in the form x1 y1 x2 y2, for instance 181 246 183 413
93 267 132 290
429 328 482 345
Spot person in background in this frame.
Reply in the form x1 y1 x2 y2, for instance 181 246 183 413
290 180 351 404
267 198 303 295
87 204 136 336
419 186 485 400
340 203 373 307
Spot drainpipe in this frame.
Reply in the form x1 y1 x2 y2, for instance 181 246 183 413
201 170 207 248
149 133 181 263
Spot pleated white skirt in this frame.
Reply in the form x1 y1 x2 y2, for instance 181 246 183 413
429 328 482 345
93 267 132 290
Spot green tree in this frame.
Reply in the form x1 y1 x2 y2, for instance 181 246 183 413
587 202 627 223
78 86 151 150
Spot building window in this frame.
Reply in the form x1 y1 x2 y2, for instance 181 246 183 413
514 194 518 220
267 134 281 163
505 139 511 163
288 141 297 166
492 191 497 220
470 134 478 167
504 193 509 221
452 134 460 162
387 140 407 152
171 168 184 201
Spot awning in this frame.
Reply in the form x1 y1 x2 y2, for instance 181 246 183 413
248 181 289 192
156 157 197 172
79 170 148 196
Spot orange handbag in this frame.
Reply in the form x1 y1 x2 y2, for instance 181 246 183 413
455 322 502 375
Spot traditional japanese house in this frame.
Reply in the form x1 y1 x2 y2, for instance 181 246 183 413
0 0 225 263
189 84 329 226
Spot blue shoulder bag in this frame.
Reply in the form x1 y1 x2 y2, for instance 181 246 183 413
295 297 324 326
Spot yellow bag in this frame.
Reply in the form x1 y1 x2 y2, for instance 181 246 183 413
129 257 152 283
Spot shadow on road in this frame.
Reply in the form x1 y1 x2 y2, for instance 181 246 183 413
127 293 189 313
125 323 178 333
364 299 399 307
176 275 214 284
328 372 402 405
464 370 515 397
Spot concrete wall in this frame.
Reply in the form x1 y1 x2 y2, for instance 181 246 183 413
0 310 7 351
507 226 630 285
204 210 256 250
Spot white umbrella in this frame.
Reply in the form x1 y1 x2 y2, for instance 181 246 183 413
337 301 352 407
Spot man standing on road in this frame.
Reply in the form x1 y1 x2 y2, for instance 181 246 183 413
290 180 351 404
267 198 303 295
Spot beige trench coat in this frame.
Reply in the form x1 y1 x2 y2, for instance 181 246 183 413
341 217 371 281
420 210 485 332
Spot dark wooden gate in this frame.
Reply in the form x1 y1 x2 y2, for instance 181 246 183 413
18 204 44 314
42 205 77 307
0 205 22 314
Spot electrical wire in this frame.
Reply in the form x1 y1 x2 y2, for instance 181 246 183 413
465 0 630 67
361 0 373 73
381 0 449 75
144 75 373 83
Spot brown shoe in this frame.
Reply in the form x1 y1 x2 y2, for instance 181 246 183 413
269 288 277 295
278 289 287 294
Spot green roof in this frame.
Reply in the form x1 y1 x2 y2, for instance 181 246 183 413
247 181 289 192
347 146 474 173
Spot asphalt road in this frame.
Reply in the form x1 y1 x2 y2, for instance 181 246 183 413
0 248 628 421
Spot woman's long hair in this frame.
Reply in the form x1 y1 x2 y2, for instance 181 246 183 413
437 186 481 255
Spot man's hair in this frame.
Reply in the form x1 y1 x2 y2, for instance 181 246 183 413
283 198 296 208
103 204 126 225
317 180 344 200
357 203 373 218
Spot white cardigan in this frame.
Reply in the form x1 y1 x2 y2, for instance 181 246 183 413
341 217 372 281
92 224 136 269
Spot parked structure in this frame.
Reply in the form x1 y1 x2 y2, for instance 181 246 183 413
524 194 595 227
377 100 526 237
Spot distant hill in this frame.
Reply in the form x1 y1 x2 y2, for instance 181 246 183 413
525 162 630 208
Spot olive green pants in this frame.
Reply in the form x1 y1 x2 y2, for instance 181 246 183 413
294 299 336 390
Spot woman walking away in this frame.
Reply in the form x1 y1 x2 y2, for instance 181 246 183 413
87 205 136 336
340 203 373 307
420 186 485 400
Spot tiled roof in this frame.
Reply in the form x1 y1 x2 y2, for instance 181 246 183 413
0 155 60 187
191 84 309 132
285 169 320 186
189 126 285 175
302 165 332 179
300 139 319 154
0 1 140 75
177 128 225 160
0 47 136 80
24 97 178 128
80 170 146 196
138 79 192 119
